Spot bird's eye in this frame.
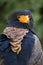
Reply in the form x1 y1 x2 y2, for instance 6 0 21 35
17 16 20 19
17 15 30 24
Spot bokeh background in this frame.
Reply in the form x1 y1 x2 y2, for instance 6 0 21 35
0 0 43 48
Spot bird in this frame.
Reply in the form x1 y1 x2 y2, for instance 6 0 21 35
0 10 43 65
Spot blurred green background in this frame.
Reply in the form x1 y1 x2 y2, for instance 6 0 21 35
0 0 43 48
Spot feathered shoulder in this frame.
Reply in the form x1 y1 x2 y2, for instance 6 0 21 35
27 34 43 65
0 34 10 52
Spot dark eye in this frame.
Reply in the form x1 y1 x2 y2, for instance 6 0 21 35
17 16 20 19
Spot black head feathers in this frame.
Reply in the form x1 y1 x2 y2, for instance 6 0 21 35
7 10 34 33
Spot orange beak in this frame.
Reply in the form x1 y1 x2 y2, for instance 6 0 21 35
17 15 30 24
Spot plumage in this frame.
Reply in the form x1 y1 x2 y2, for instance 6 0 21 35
0 10 43 65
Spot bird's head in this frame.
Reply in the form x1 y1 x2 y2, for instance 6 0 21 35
6 10 34 33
